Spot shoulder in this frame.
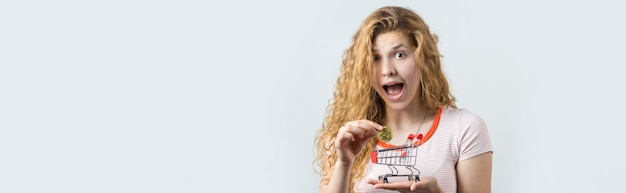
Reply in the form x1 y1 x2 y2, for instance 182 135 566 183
442 107 493 160
440 107 486 127
440 107 490 144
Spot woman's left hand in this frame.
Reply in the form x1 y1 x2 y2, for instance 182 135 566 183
367 177 443 193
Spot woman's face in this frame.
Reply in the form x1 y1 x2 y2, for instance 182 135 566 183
371 31 421 111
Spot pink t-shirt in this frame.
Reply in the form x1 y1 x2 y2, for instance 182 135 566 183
356 107 493 193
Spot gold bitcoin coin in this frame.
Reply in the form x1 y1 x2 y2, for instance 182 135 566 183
377 126 392 142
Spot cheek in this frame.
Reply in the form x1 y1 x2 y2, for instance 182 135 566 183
398 66 417 78
370 67 380 77
369 75 384 92
402 66 421 88
370 70 381 84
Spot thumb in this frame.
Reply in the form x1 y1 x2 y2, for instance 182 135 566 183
410 182 419 191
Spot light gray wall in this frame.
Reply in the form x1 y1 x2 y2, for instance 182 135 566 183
2 0 625 192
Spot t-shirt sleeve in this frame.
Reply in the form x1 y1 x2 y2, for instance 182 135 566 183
458 110 493 161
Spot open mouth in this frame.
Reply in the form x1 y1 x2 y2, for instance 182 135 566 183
383 83 404 99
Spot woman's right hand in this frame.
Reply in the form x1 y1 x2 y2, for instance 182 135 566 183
334 120 383 166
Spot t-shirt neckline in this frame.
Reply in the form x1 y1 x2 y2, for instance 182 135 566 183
376 107 443 148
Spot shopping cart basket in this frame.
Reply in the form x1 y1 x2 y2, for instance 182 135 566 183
370 134 422 183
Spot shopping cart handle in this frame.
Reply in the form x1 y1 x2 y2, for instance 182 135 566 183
370 152 378 163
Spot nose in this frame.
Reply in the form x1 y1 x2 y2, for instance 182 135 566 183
381 59 396 77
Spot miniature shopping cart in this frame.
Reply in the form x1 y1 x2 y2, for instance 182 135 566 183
370 134 422 183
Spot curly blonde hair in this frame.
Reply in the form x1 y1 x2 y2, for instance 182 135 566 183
314 6 456 193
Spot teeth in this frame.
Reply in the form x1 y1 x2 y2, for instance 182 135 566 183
383 83 403 96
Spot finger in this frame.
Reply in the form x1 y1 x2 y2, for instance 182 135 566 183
358 119 384 131
335 127 356 146
344 123 377 138
410 182 420 191
364 120 384 131
342 124 364 138
340 131 356 143
346 120 383 132
367 178 382 185
347 125 377 140
346 132 356 142
373 181 413 190
409 176 434 191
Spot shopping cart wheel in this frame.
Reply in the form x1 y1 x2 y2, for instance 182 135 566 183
413 175 420 182
378 176 389 183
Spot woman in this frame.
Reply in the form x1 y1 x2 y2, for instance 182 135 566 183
314 6 493 193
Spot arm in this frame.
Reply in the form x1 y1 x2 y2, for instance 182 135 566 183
319 120 383 193
456 152 492 193
319 161 351 193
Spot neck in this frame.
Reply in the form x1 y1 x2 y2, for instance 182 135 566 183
383 102 426 133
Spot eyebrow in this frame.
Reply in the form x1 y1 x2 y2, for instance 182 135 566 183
373 44 409 52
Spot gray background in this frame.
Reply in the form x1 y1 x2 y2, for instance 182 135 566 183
1 0 625 192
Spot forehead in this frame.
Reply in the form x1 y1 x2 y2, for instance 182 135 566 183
372 31 411 51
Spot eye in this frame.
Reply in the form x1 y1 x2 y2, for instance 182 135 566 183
373 55 380 62
394 52 406 59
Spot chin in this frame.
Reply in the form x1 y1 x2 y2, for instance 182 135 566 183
385 102 409 111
